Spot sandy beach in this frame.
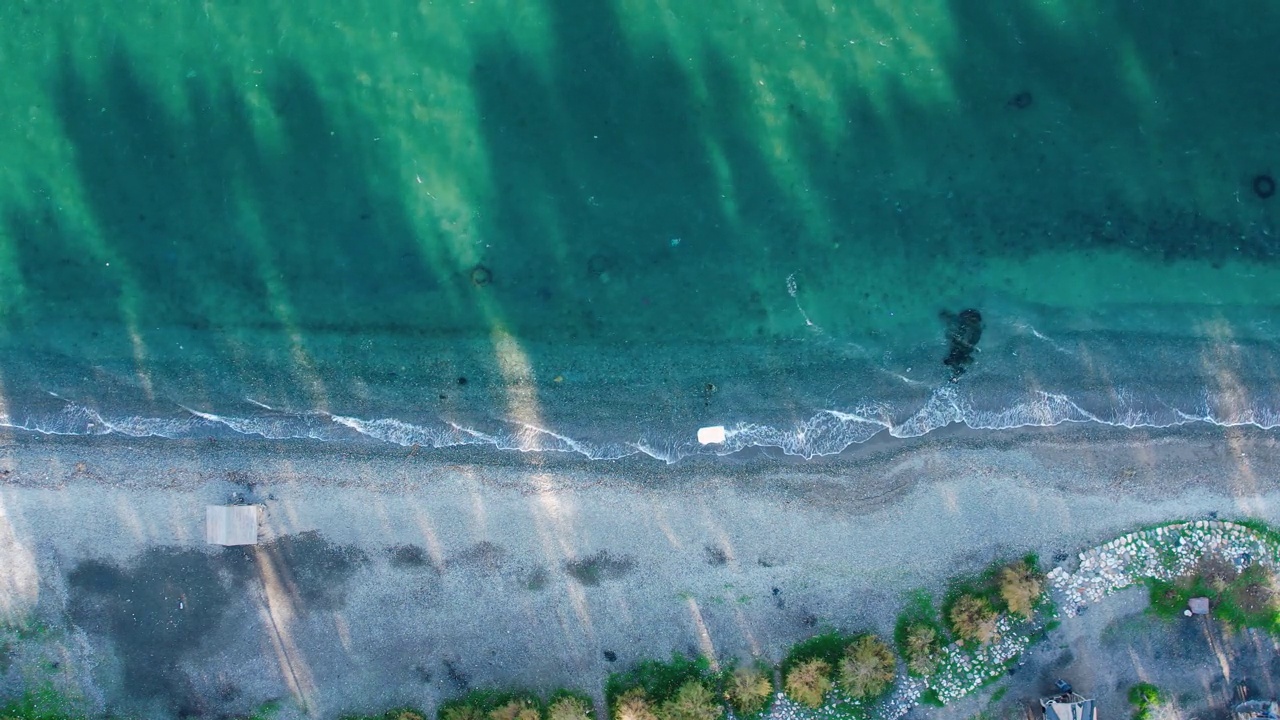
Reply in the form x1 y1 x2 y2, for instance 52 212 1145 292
2 426 1278 718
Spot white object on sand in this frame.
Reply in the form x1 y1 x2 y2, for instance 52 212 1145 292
697 425 727 445
206 505 260 546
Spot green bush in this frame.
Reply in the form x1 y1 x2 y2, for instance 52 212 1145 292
613 690 658 720
783 659 831 709
998 561 1044 620
546 693 595 720
605 653 714 717
836 634 896 700
438 691 543 720
489 699 541 720
659 681 722 720
722 665 773 715
900 623 941 676
1128 683 1161 720
949 594 998 644
895 591 946 676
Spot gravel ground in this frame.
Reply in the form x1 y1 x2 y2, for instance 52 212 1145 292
2 426 1280 719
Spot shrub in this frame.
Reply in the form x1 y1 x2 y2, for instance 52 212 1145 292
902 624 940 676
439 692 541 720
659 681 722 720
547 697 594 720
490 700 541 720
950 594 998 644
837 634 896 699
783 659 832 708
614 690 658 720
606 653 712 710
894 591 946 676
1128 683 1161 720
999 561 1044 619
724 666 773 715
443 707 488 720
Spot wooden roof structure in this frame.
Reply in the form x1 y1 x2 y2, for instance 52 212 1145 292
206 505 260 546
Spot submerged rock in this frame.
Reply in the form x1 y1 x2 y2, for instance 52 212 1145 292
941 309 984 382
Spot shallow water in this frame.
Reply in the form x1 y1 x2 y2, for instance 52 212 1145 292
0 0 1278 461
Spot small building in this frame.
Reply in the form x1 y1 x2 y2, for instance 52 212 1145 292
1188 597 1211 615
206 504 260 546
1042 692 1097 720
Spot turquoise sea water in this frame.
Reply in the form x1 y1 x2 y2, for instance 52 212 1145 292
1 0 1278 461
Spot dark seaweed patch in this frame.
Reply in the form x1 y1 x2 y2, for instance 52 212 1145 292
564 550 636 586
941 309 984 381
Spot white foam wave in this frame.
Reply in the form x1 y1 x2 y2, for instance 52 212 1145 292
9 382 1280 464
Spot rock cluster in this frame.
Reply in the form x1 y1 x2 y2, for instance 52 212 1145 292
756 521 1279 720
1047 521 1278 616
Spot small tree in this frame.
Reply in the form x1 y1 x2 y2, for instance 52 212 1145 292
950 594 998 644
548 697 593 720
490 700 541 720
999 561 1044 619
837 635 896 699
783 659 832 708
659 681 722 720
902 624 940 676
615 690 658 720
725 666 773 715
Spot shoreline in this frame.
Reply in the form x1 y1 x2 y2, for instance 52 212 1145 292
0 417 1269 484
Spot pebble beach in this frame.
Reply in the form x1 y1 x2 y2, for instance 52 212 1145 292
2 426 1279 718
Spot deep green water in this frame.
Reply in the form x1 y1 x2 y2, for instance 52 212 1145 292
1 0 1278 459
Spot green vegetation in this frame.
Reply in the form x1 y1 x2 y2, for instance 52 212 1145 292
438 691 544 720
659 682 722 720
605 654 718 720
1229 518 1280 546
836 635 896 700
547 692 596 720
243 700 283 720
895 591 947 676
0 687 77 720
949 594 999 645
778 630 853 708
941 555 1048 645
721 664 774 716
1128 683 1162 720
780 631 853 674
783 659 832 709
998 561 1045 620
1147 555 1280 632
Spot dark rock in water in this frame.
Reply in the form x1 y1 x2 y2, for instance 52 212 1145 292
941 308 984 381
